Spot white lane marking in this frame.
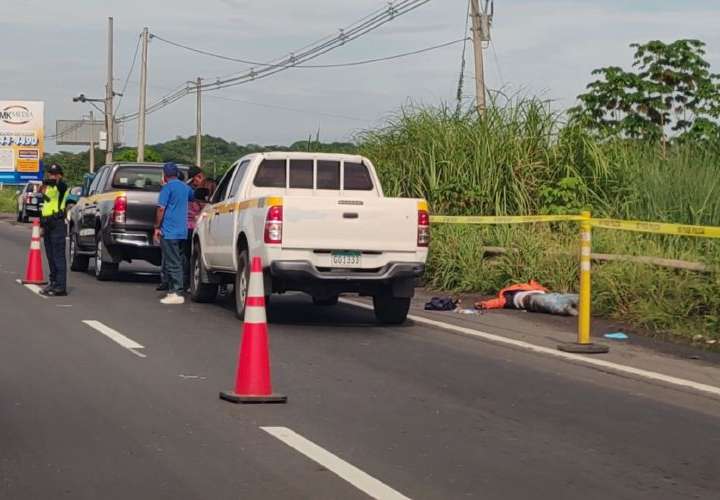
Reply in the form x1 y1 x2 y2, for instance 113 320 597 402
340 298 720 399
16 278 47 299
82 320 147 358
261 426 410 500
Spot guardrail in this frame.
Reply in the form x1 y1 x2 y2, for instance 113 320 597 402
430 211 720 354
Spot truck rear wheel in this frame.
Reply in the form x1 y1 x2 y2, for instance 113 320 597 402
373 295 411 325
190 243 218 303
234 249 250 320
94 235 118 281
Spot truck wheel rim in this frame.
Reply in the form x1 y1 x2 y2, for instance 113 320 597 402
70 237 76 260
192 254 200 291
238 273 247 308
96 241 102 274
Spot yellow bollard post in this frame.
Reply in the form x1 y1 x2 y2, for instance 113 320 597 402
558 211 609 354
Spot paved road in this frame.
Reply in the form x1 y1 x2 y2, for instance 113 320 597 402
1 218 719 499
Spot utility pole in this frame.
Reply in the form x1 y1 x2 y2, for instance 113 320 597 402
105 16 115 164
89 110 95 173
195 77 202 167
137 27 149 162
470 0 493 116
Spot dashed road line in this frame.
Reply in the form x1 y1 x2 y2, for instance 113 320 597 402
340 298 720 399
82 320 147 358
261 426 410 500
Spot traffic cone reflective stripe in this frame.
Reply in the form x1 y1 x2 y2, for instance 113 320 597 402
22 219 47 285
220 256 286 404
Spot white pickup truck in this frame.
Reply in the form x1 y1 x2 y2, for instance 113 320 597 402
190 152 429 324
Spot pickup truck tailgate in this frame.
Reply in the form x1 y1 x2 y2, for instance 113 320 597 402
123 191 159 231
282 197 418 252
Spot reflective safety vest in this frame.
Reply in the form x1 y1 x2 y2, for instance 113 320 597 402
41 183 68 217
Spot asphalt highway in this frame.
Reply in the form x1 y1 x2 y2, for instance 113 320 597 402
1 218 719 499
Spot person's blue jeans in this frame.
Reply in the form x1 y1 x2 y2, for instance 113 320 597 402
160 238 184 293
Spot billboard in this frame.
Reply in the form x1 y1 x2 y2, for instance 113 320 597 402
0 100 44 184
55 119 121 146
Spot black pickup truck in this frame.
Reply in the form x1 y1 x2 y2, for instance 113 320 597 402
68 162 188 280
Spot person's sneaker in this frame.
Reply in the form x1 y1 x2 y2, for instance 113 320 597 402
160 293 185 305
156 283 169 291
40 288 67 297
41 283 56 293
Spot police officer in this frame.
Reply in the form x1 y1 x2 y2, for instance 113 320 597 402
39 163 69 297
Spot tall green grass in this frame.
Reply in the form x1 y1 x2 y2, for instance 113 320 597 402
359 99 720 346
0 188 16 213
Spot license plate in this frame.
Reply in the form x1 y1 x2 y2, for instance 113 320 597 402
331 251 361 267
30 199 37 205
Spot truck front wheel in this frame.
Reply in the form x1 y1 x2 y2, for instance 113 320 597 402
373 295 411 325
234 249 250 319
190 243 218 303
69 232 90 272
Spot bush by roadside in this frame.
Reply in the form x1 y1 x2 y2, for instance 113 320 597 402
0 188 16 214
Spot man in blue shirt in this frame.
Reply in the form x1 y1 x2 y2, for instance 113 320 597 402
154 162 193 304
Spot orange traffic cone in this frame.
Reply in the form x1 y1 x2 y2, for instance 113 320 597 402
21 219 47 285
220 256 287 404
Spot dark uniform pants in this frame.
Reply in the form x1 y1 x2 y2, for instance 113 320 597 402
44 221 67 290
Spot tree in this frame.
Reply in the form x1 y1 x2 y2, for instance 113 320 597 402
113 147 163 162
570 39 720 142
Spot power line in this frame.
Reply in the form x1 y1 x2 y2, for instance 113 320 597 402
456 0 471 115
280 38 468 68
116 32 143 114
117 0 431 123
489 39 505 88
151 30 463 70
126 79 373 123
123 0 430 121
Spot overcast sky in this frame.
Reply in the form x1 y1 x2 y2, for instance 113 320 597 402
5 0 719 152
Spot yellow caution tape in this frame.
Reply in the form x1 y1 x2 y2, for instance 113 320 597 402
591 218 720 239
430 214 585 225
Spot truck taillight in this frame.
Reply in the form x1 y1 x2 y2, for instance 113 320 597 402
417 209 430 247
264 205 283 244
113 195 127 224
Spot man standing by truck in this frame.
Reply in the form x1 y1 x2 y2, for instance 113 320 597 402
39 164 69 297
154 162 193 305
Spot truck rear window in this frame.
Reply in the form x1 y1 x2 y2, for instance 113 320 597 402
112 167 164 191
253 158 374 190
344 162 373 191
289 160 313 189
317 160 340 189
254 159 286 188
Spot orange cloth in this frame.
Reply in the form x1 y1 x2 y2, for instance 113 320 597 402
476 280 549 310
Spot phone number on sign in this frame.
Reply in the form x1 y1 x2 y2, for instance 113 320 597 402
0 136 39 146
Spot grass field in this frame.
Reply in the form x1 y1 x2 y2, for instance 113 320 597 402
0 188 16 214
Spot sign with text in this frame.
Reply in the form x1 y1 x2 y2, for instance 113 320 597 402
0 101 44 184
